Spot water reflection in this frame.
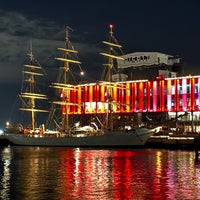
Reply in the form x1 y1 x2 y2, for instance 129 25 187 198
0 147 12 199
0 147 200 199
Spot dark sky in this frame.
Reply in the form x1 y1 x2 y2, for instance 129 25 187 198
0 0 200 128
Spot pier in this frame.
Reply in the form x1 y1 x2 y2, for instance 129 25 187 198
145 132 195 150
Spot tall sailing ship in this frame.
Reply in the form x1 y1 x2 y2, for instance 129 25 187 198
4 25 161 146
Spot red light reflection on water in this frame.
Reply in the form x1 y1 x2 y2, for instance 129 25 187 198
58 149 171 199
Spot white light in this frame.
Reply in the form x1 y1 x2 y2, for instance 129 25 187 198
0 129 3 135
80 71 84 76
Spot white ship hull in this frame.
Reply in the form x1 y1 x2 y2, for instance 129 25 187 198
4 127 160 147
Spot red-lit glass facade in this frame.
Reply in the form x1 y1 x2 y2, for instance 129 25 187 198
62 75 200 115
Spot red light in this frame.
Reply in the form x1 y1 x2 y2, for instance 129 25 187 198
109 24 114 29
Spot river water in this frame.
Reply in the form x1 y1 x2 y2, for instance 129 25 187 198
0 146 200 200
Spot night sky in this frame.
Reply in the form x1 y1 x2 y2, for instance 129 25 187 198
1 0 200 128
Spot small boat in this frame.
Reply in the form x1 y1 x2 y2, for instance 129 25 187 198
4 25 161 147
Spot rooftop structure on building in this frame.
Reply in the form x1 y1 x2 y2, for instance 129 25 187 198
116 52 182 81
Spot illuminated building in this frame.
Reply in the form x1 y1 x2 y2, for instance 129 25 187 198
61 74 200 133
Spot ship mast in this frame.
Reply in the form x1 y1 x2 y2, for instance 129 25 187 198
19 42 48 131
100 24 124 131
51 27 83 133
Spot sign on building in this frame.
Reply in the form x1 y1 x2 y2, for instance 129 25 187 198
117 52 180 69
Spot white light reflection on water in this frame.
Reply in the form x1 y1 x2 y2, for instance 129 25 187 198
0 147 200 199
0 147 12 200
